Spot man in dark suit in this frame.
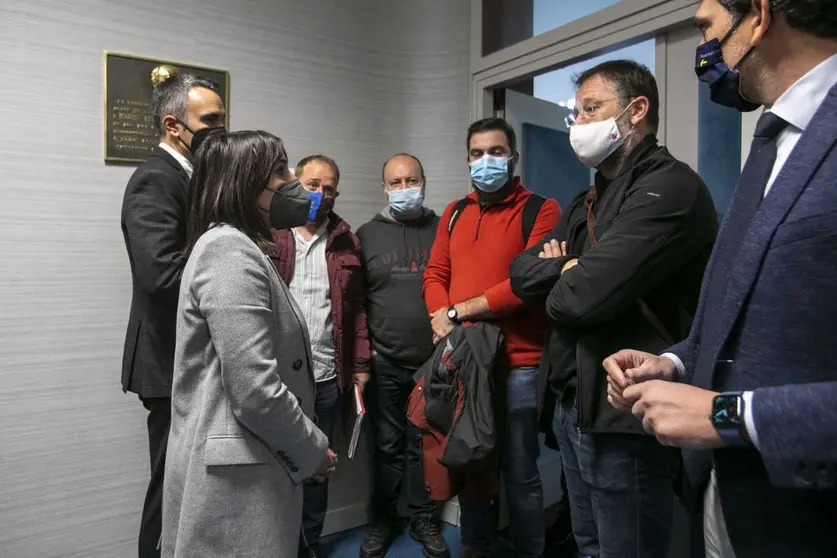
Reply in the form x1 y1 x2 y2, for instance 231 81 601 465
603 0 837 556
121 72 225 557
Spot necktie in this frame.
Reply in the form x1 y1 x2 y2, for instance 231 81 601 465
718 111 788 260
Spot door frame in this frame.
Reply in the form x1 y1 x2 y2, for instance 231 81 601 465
471 0 700 127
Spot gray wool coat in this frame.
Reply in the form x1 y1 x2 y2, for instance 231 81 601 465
162 225 329 558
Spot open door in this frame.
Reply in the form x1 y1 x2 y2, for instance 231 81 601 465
504 89 591 211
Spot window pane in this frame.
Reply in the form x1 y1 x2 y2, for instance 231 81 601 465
533 39 657 125
483 0 624 56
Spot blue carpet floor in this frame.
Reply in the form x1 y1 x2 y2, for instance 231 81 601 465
321 521 460 557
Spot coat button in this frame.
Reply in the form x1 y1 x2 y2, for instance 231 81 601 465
293 359 303 370
291 466 299 473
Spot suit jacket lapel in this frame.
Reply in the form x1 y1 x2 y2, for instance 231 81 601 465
151 146 191 193
712 88 837 353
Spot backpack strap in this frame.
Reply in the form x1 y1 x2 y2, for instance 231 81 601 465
447 198 471 236
449 194 547 244
521 193 547 245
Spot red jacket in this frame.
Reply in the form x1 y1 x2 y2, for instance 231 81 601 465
423 181 560 368
407 322 504 503
408 375 497 503
270 215 371 389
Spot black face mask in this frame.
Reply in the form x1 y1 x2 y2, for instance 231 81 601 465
261 179 313 230
190 125 226 154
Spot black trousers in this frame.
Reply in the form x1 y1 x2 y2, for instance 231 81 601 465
301 378 342 546
139 397 170 558
370 355 435 518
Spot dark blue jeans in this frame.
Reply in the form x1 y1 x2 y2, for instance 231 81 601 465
459 366 546 557
370 354 434 518
301 377 341 547
553 397 679 558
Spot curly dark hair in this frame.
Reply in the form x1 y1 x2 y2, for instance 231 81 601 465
719 0 837 39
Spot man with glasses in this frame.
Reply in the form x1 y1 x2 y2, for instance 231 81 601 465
509 60 718 558
356 153 449 558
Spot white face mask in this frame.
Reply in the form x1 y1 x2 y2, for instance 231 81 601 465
569 102 634 168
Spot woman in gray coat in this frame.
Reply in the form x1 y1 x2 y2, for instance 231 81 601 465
162 129 337 557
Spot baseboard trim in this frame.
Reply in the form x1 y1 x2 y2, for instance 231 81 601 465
322 502 370 537
321 446 562 535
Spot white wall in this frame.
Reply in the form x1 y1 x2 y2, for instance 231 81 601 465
0 1 469 556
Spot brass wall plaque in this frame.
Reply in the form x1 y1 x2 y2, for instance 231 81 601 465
104 52 230 163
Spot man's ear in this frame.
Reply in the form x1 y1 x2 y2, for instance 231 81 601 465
630 96 650 127
749 0 772 48
163 115 180 137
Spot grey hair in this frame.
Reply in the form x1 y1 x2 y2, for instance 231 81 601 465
151 73 220 135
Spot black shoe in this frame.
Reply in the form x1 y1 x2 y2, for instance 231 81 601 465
409 516 450 558
360 519 398 558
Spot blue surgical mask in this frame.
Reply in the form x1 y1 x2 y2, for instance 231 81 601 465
388 186 424 214
470 155 511 193
695 18 760 113
306 190 323 221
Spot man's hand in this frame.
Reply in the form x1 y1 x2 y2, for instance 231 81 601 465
539 240 578 273
603 349 678 411
539 239 565 259
623 380 723 449
561 259 579 274
430 308 454 342
312 448 338 483
353 372 370 388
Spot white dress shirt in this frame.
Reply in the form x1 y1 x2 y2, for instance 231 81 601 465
158 142 194 178
664 53 837 450
289 224 336 383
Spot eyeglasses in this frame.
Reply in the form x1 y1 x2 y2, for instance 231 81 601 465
565 96 633 127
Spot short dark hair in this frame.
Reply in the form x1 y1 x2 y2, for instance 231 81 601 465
467 117 517 152
151 72 221 135
719 0 837 39
381 153 426 182
187 130 288 253
574 60 660 133
295 154 340 183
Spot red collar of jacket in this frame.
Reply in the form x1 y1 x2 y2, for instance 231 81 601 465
464 177 525 207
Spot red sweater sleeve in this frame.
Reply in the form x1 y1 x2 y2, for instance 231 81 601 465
483 198 562 314
423 204 455 314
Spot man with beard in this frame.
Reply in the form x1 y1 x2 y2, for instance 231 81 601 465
604 1 837 555
509 60 717 558
423 117 560 557
120 72 226 557
269 154 371 558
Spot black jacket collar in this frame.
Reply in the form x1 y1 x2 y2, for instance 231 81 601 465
149 145 191 184
594 133 658 195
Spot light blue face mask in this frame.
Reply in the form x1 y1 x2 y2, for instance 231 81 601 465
470 154 510 193
388 186 424 214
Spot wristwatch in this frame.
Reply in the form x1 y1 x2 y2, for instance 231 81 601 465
447 305 461 324
711 392 749 446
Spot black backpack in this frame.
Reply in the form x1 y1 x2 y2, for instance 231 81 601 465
447 193 547 244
